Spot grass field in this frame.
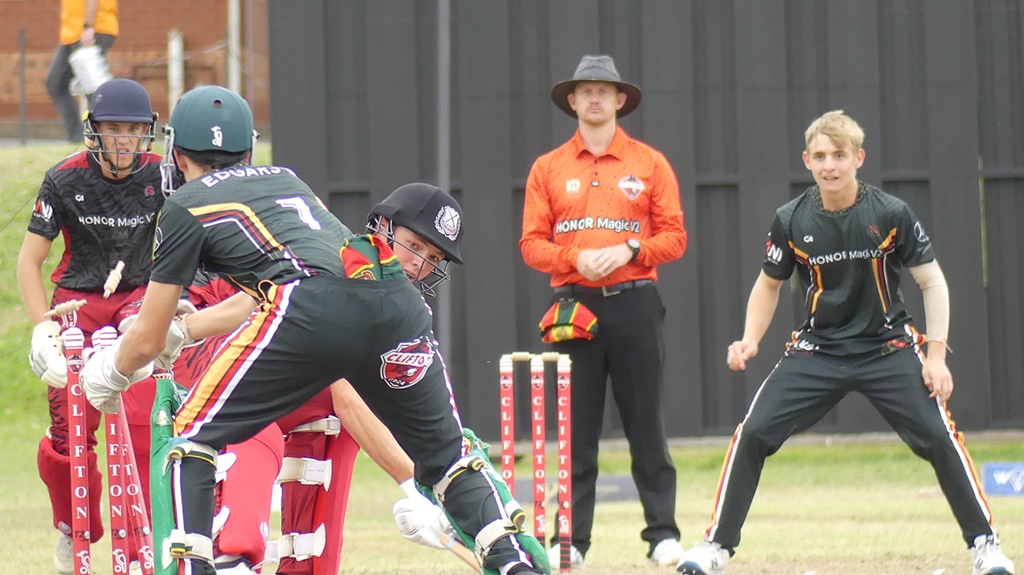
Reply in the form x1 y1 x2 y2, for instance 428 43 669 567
1 143 1022 575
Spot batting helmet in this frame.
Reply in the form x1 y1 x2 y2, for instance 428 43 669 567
161 85 256 195
167 85 255 153
368 183 464 264
84 78 157 176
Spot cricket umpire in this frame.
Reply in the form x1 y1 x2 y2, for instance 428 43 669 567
520 54 688 567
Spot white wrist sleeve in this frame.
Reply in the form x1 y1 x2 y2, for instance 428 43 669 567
399 478 420 499
909 261 949 344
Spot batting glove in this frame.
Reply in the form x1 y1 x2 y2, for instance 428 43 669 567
156 300 202 371
393 479 449 550
29 320 68 388
118 300 202 372
80 341 153 414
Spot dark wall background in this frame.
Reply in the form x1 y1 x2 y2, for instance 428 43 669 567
268 0 1024 442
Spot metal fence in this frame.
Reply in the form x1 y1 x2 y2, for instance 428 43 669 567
268 0 1024 441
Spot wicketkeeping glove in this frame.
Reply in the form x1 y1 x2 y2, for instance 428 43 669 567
29 320 68 388
80 341 153 414
393 479 449 550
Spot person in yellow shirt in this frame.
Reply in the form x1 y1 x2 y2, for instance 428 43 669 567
46 0 119 142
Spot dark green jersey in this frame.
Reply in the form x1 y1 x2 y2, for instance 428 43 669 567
150 165 354 292
763 183 935 352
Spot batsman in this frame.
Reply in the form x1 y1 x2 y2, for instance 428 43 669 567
79 85 549 575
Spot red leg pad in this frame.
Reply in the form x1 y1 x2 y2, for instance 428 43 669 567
214 423 285 566
277 429 359 575
38 434 105 542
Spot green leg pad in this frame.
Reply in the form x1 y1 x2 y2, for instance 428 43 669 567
150 378 189 575
425 428 551 575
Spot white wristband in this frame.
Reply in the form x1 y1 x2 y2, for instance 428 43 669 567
399 478 420 499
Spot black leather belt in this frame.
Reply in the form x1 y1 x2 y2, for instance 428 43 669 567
554 279 654 298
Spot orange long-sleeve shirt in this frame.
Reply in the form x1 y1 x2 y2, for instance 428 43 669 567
520 126 687 288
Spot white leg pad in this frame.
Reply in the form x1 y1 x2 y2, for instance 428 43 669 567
276 457 332 489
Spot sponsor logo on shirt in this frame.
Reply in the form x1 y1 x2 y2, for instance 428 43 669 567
913 221 929 244
789 339 818 353
380 336 435 389
618 175 645 200
565 179 582 196
805 249 885 265
33 199 54 222
765 241 783 265
555 217 641 234
77 213 157 227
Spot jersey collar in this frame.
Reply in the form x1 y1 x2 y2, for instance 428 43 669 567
569 125 630 161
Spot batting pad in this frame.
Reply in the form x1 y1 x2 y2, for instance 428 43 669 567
429 428 551 575
151 377 189 575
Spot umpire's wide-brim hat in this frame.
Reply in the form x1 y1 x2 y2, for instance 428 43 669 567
550 54 642 118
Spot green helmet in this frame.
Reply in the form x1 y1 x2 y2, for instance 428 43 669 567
167 85 254 153
162 85 256 195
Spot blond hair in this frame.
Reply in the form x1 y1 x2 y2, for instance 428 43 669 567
804 110 865 152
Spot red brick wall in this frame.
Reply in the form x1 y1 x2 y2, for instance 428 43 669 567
0 0 270 136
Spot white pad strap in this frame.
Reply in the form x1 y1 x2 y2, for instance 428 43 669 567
214 452 237 483
167 529 214 565
473 501 521 559
289 415 341 435
264 524 327 562
433 454 486 503
276 457 333 489
212 506 230 538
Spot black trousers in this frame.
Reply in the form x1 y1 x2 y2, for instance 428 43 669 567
552 283 679 554
707 345 995 549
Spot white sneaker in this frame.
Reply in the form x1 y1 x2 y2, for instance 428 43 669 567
129 560 143 575
676 540 729 575
972 534 1015 575
547 543 585 570
649 538 685 566
53 534 74 575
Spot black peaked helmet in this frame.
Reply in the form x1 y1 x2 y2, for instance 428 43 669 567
369 183 464 264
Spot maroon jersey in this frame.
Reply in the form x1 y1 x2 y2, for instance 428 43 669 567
28 150 164 292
